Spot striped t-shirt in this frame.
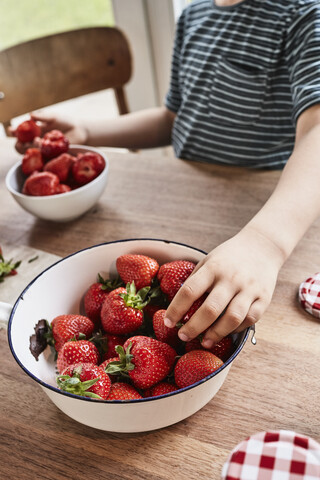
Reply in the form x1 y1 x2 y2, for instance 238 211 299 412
165 0 320 168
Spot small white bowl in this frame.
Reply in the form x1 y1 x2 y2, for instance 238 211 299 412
5 145 109 222
6 239 250 433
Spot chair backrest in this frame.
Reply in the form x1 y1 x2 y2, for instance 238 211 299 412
0 26 132 131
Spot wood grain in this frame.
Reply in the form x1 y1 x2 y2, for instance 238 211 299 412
0 138 319 479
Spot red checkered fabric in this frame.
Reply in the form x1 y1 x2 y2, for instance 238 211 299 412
221 430 320 480
299 273 320 319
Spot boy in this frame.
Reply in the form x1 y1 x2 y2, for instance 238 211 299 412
13 0 320 348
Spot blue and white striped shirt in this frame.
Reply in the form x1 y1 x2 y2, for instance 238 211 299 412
165 0 320 168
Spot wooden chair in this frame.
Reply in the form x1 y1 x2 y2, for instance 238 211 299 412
0 26 132 133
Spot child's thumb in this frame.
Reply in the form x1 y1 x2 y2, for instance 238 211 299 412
30 110 55 123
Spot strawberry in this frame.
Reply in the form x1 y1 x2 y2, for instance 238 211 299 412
174 350 224 388
144 381 178 398
84 274 123 326
43 152 76 182
101 334 126 361
116 254 159 290
22 171 60 196
211 336 234 361
100 356 121 383
91 331 126 360
21 148 44 176
100 282 150 335
57 362 111 399
107 382 143 400
16 119 41 143
182 293 208 323
100 355 135 384
72 152 105 185
56 339 100 373
144 303 163 319
152 309 180 348
158 260 196 300
41 129 69 159
55 184 71 194
185 334 234 361
105 335 177 390
48 314 95 352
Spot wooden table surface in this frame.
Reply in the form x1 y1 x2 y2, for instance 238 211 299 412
1 138 319 479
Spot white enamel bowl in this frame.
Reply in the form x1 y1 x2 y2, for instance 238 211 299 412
5 145 109 222
6 239 250 433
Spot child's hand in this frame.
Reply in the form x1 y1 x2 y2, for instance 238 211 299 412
8 133 42 155
164 226 285 347
8 110 88 154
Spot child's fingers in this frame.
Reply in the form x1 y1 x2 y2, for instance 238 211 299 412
200 292 255 347
176 281 238 342
164 263 215 328
33 137 42 148
232 299 267 333
14 141 26 154
7 125 16 137
30 111 57 135
31 110 75 132
30 110 55 123
14 137 41 154
14 140 33 154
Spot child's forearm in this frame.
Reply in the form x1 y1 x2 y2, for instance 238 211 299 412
84 106 176 149
245 110 320 262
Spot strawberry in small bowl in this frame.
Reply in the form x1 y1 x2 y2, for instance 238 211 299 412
5 145 109 222
15 119 41 144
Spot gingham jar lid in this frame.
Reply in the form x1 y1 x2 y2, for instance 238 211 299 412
298 272 320 319
221 430 320 480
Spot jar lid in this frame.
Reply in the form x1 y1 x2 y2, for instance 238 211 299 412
299 273 320 319
221 430 320 479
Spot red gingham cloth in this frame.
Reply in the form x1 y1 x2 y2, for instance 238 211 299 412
299 273 320 319
221 430 320 480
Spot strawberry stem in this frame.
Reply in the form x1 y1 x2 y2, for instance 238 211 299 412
0 248 21 282
119 282 151 310
56 366 102 399
104 343 135 375
97 273 123 291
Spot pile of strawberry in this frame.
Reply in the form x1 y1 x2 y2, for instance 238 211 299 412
14 119 105 196
31 254 235 401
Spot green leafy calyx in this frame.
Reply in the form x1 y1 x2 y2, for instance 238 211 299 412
119 282 151 310
104 342 135 375
56 365 102 399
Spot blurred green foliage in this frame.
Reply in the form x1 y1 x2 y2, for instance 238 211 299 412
0 0 114 50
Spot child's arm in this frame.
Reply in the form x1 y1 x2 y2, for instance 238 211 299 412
84 107 175 149
164 104 320 348
11 107 175 153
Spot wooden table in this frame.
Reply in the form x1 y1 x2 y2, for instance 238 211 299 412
1 138 319 479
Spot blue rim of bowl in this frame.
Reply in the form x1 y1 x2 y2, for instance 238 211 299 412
7 238 251 404
5 145 109 199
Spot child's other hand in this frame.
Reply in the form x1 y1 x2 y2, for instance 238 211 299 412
164 227 285 347
8 134 42 155
30 111 88 144
8 110 88 154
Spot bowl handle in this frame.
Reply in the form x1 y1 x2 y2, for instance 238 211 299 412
0 301 13 328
